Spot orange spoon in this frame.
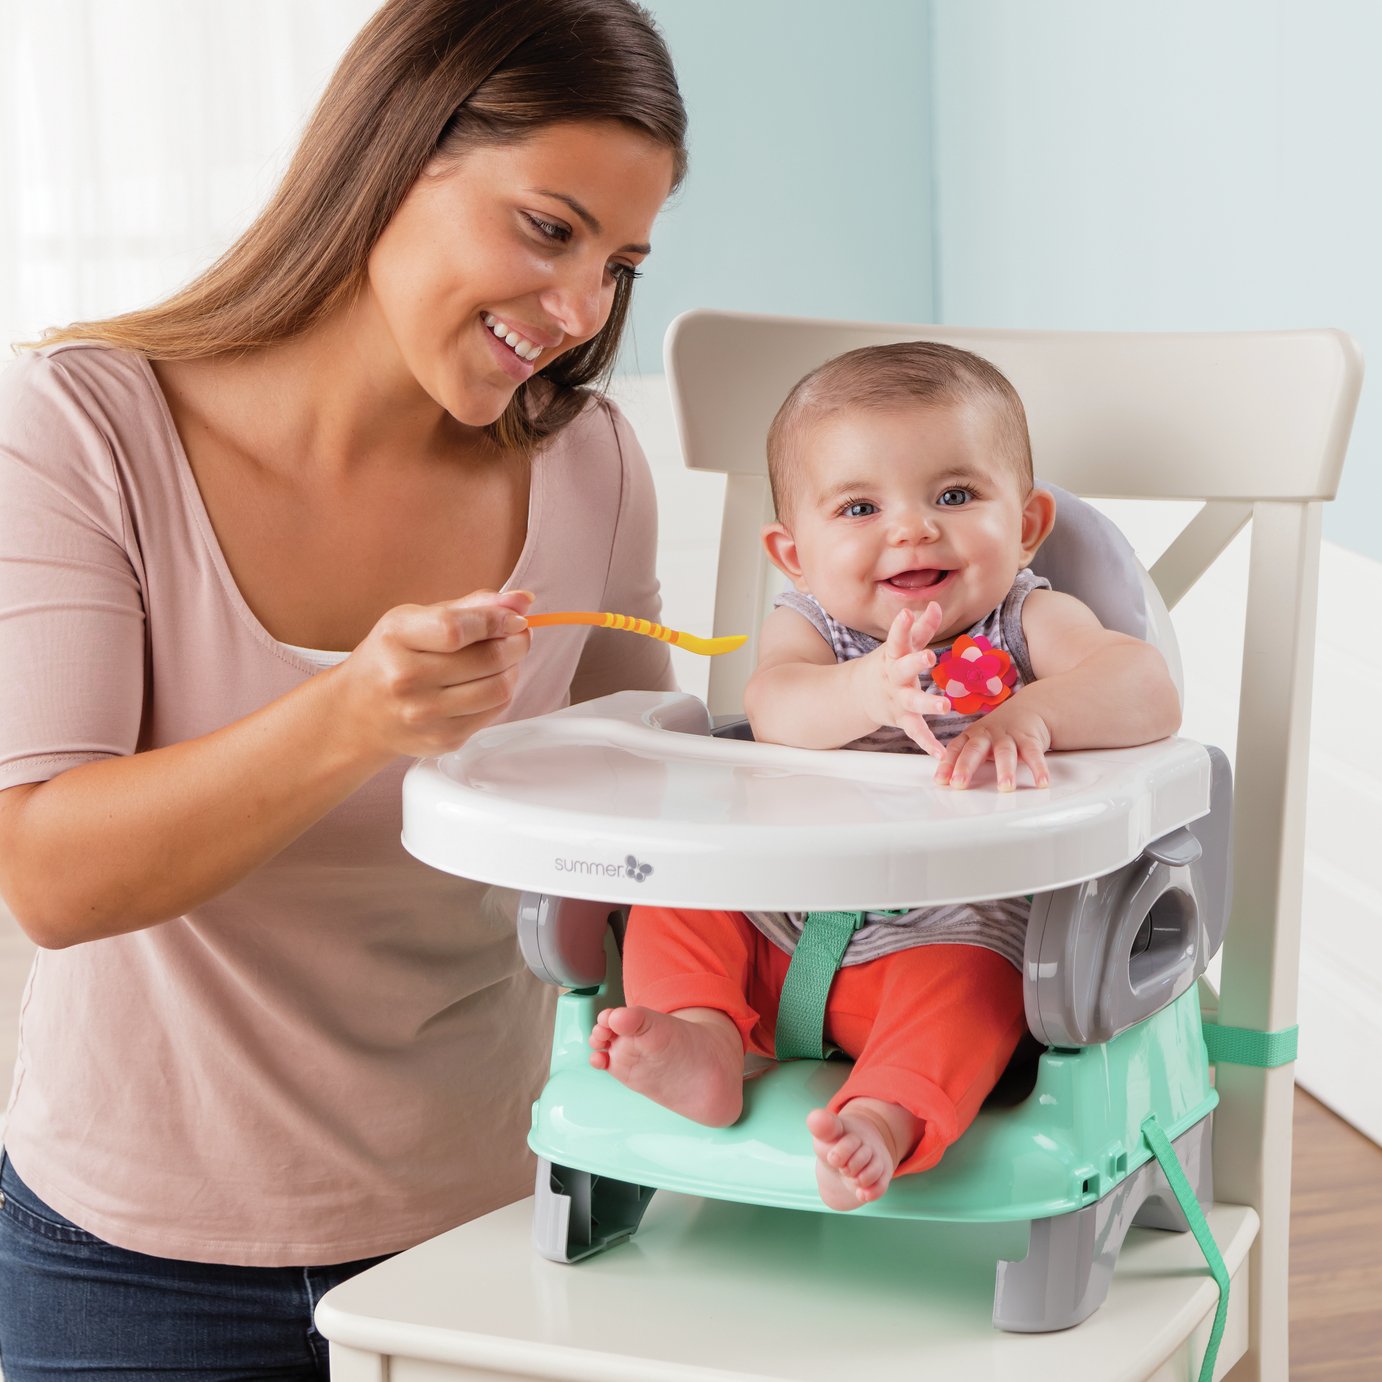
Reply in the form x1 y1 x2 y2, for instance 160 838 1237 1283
524 611 747 657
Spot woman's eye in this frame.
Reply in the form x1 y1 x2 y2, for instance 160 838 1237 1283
607 262 643 286
524 213 570 243
937 487 972 507
842 500 878 518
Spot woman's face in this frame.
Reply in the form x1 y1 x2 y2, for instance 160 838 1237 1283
366 120 676 427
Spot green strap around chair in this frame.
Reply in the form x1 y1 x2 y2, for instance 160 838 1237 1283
1202 1020 1299 1068
774 911 866 1060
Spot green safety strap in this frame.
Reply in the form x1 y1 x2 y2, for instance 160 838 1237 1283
1201 1021 1299 1069
1141 1116 1229 1382
774 911 867 1060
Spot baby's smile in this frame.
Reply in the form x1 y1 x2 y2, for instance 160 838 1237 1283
881 568 951 591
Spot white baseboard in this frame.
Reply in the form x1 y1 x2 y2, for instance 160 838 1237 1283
1298 858 1382 1140
1296 544 1382 1142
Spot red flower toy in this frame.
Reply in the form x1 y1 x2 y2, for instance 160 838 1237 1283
932 634 1018 715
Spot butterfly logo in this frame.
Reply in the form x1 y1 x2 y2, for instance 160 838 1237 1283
625 855 654 882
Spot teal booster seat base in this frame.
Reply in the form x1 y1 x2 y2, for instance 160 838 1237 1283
530 986 1217 1332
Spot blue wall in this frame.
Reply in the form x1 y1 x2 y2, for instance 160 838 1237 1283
633 1 1379 562
625 0 935 373
929 0 1379 560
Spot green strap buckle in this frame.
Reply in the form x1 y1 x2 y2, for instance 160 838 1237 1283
774 910 867 1061
1142 1116 1229 1382
1202 1021 1299 1069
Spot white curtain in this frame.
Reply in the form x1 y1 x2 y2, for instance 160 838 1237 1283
0 0 378 349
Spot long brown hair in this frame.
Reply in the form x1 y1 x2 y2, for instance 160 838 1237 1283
34 0 687 451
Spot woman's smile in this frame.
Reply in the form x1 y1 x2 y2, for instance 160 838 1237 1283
481 312 547 364
480 312 548 382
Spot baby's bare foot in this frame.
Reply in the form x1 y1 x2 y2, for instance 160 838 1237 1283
806 1099 921 1210
588 1005 744 1126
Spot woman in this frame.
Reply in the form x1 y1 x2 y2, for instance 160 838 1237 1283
0 1 686 1376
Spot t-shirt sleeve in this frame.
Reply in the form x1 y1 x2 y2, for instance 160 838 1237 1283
0 352 147 790
567 399 676 704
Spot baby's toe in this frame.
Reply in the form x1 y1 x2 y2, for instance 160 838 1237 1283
606 1006 651 1038
853 1157 887 1188
843 1143 876 1177
826 1134 863 1170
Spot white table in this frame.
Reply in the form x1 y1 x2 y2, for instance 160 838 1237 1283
316 1191 1255 1382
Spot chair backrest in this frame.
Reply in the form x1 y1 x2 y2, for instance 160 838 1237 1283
665 311 1357 714
663 309 1362 1246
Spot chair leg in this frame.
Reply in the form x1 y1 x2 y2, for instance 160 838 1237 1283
531 1156 657 1264
993 1116 1214 1332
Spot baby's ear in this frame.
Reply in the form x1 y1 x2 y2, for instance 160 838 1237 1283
1019 487 1057 563
761 521 809 589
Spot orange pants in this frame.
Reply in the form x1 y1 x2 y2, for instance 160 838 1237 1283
624 906 1027 1175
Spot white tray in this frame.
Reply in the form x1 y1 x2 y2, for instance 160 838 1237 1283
402 691 1214 910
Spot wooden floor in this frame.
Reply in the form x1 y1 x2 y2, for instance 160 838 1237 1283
1288 1088 1382 1378
0 916 1378 1375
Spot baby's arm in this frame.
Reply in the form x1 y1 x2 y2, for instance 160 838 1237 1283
934 589 1182 790
745 603 951 753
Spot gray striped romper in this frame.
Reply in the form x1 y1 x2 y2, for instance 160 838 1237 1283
745 567 1050 971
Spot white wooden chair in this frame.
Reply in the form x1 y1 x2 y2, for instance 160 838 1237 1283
663 309 1362 1380
319 311 1360 1382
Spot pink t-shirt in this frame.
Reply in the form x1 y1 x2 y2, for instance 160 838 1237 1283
0 343 673 1265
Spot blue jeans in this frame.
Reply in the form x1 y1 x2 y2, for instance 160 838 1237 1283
0 1149 391 1380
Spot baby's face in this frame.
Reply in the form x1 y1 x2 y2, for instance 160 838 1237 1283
764 401 1049 644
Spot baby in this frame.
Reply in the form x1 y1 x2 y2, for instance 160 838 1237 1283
589 341 1181 1210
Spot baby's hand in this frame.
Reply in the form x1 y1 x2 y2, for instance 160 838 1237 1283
872 604 951 757
933 696 1052 792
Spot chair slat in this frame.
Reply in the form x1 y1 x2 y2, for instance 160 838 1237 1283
665 311 1361 502
1149 501 1254 611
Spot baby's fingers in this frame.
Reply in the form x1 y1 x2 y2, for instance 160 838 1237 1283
901 686 950 717
1017 737 1050 790
884 608 916 660
933 731 968 785
935 729 1048 790
940 731 995 790
899 712 946 759
908 600 945 650
991 736 1020 792
889 646 938 688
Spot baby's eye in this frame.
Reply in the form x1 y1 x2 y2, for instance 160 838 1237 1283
841 500 878 518
937 487 973 507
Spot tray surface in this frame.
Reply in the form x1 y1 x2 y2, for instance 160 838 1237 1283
402 691 1214 909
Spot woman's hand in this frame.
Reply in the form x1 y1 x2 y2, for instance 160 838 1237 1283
864 602 951 757
0 588 539 946
333 588 534 759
